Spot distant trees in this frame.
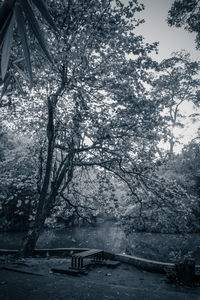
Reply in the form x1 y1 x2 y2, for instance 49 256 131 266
152 51 200 157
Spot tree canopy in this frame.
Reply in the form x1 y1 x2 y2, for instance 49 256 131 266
168 0 200 49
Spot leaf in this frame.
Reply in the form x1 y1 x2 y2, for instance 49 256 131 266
32 0 57 32
189 113 200 118
1 12 15 80
175 122 184 128
1 73 11 99
0 0 15 32
20 0 52 62
15 2 33 86
0 10 13 48
16 199 22 207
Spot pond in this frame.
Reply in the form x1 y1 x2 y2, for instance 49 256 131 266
0 220 126 253
0 220 200 262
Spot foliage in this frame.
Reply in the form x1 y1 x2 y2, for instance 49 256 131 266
120 174 199 234
145 141 200 233
159 141 200 197
45 167 118 228
181 141 200 196
168 0 200 49
151 51 200 156
0 0 57 90
0 128 38 231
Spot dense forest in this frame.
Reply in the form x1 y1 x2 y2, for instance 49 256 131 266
0 0 200 257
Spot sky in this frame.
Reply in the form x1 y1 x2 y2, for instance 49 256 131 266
134 0 200 62
132 0 200 152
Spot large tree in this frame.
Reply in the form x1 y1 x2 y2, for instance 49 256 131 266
1 1 198 253
3 0 161 256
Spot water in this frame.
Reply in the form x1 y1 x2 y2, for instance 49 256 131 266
38 220 126 253
0 220 127 253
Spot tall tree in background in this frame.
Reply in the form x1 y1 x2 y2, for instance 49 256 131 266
152 51 200 157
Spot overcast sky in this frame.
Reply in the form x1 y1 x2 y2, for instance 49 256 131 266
135 0 200 62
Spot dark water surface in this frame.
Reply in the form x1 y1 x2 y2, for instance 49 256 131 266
0 220 126 253
38 220 126 253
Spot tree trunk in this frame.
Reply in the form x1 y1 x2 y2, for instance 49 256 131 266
20 97 56 257
21 150 75 257
20 219 45 257
169 132 175 158
45 144 75 220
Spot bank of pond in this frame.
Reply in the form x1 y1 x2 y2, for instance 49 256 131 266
0 220 200 263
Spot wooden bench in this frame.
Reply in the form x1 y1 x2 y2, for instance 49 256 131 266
71 249 104 269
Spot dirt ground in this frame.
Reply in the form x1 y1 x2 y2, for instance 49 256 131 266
0 257 200 300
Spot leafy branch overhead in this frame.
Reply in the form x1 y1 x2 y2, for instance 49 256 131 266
168 0 200 49
0 0 57 89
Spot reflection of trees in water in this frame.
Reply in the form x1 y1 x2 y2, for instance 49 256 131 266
36 220 126 253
